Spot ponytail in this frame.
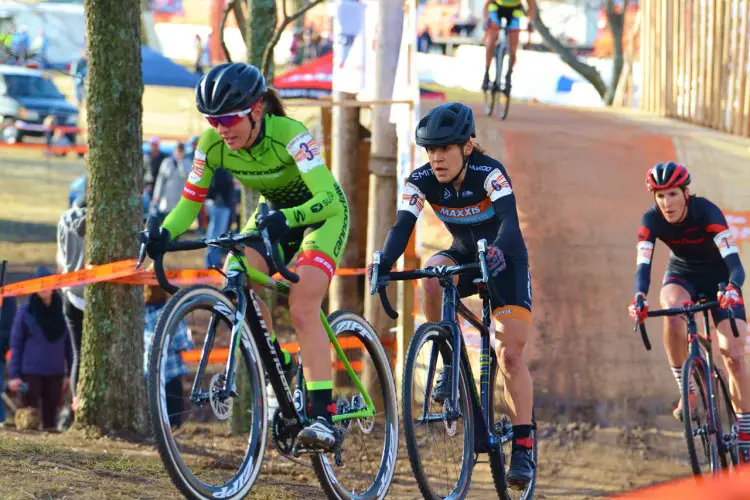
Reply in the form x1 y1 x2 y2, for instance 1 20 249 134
263 88 287 117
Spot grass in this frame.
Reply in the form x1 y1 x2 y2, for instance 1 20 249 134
0 429 300 499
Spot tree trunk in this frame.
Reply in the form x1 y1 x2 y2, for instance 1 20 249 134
247 0 277 78
76 0 147 435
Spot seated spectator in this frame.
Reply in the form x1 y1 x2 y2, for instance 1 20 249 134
142 270 193 429
8 267 72 431
0 296 18 425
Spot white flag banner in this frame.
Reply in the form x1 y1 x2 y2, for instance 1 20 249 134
332 0 367 93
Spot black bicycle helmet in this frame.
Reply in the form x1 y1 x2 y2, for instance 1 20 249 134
196 63 266 115
415 102 476 147
645 161 691 191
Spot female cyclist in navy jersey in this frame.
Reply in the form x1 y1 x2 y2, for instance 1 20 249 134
370 102 535 488
628 162 749 460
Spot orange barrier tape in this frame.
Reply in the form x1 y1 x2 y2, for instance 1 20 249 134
0 141 88 154
614 465 750 499
0 259 137 300
0 262 387 300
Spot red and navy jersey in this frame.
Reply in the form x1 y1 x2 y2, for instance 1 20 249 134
382 152 528 263
634 196 744 294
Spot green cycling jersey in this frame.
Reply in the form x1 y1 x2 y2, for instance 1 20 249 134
162 113 350 268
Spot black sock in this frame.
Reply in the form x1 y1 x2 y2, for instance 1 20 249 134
309 388 333 423
512 424 533 452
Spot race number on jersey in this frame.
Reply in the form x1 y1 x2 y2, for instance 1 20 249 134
286 132 324 173
483 169 512 201
400 182 426 217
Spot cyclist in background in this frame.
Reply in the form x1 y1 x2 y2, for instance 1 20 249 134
482 0 536 92
144 63 350 453
370 102 536 489
628 162 749 461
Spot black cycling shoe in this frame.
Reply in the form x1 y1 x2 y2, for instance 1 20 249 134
431 365 452 403
481 73 491 91
503 73 513 96
507 448 535 490
296 417 339 453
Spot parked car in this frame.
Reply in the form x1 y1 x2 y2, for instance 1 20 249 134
0 64 78 144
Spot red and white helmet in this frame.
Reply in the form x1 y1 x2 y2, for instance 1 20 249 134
645 162 691 191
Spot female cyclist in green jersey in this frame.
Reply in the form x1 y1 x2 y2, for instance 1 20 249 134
145 63 350 452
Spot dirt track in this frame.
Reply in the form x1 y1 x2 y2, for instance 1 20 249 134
4 101 750 498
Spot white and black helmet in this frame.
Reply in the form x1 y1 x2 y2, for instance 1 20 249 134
415 102 476 147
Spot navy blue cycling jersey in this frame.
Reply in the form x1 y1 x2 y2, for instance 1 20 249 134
634 196 745 294
382 151 528 264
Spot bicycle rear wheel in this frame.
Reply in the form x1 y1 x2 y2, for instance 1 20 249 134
682 356 720 475
484 42 501 116
311 310 399 500
714 367 738 469
148 285 267 500
403 323 474 499
497 43 511 120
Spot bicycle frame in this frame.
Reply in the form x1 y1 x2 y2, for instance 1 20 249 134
190 258 376 426
419 278 498 454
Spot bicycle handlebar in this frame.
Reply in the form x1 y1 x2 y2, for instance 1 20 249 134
369 239 490 321
137 203 299 294
633 283 740 350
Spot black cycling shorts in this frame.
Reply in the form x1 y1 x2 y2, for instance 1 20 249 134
434 246 532 324
662 260 746 325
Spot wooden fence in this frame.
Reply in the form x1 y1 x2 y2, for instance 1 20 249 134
639 0 750 135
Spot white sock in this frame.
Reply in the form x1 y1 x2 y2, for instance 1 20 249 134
737 412 750 446
670 365 695 395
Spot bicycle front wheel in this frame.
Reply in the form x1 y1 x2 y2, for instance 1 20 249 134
682 356 719 475
312 310 399 500
148 285 268 500
403 323 474 499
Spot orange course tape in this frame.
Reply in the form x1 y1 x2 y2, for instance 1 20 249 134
613 464 750 499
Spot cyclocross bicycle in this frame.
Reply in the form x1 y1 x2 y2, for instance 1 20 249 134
370 240 537 500
484 22 513 120
138 204 398 500
634 284 740 475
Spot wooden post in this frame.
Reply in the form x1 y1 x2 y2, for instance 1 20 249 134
711 0 724 130
643 0 650 112
691 0 700 122
728 0 741 133
364 0 404 365
719 0 731 132
654 0 662 115
671 0 679 117
682 0 691 119
329 91 362 313
736 0 750 135
664 0 672 117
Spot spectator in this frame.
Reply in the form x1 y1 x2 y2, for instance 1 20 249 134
56 198 86 406
11 25 29 65
186 135 200 164
8 267 73 431
30 29 48 67
194 34 211 75
0 296 18 425
142 270 193 429
43 114 57 153
290 30 304 65
204 167 235 268
71 51 87 105
143 136 167 211
152 142 191 223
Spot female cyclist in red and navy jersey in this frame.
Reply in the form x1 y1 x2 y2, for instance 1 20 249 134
628 162 749 460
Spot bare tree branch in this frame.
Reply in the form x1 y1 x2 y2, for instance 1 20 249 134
261 0 323 78
232 0 246 42
282 0 289 22
220 0 240 63
532 7 608 98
